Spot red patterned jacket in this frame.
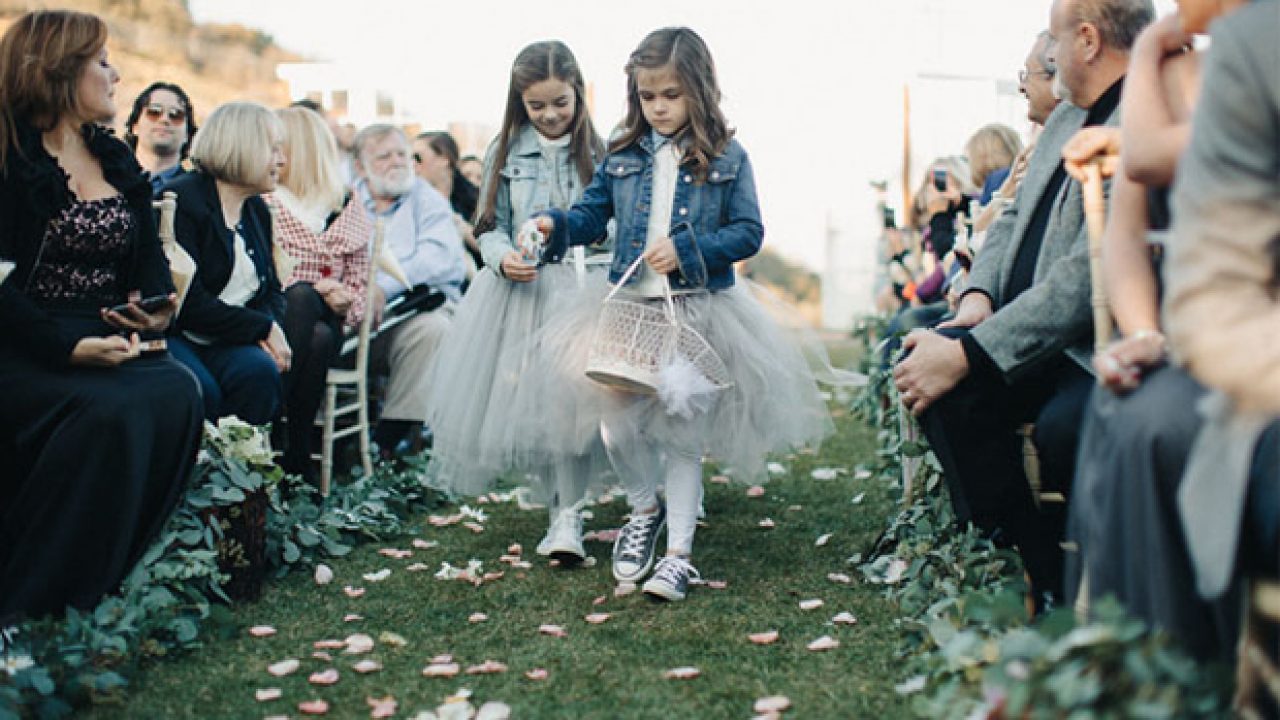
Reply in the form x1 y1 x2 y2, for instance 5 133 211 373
266 193 371 328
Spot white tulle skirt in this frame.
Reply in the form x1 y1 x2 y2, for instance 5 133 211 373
502 277 855 484
424 262 613 500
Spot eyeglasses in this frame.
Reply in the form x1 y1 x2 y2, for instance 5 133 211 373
1018 69 1055 85
143 104 187 123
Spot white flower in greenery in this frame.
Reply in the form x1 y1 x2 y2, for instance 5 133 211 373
1 653 34 676
459 505 487 524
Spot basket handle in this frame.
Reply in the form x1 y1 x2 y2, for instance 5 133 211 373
605 254 678 325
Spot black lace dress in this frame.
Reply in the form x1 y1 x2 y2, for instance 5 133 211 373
0 124 203 623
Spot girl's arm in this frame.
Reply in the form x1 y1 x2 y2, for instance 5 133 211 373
542 159 615 258
1121 15 1198 186
668 149 764 286
477 144 518 272
1102 170 1158 337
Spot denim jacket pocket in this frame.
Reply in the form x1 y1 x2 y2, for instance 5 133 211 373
502 158 544 223
697 158 741 228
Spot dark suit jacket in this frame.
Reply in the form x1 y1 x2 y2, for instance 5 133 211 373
166 170 283 345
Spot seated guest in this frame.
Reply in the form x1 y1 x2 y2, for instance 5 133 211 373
893 0 1155 608
414 130 482 270
268 106 372 481
1063 1 1250 662
965 123 1023 207
353 125 466 457
123 81 196 197
167 102 291 424
458 154 483 190
0 10 202 622
1163 0 1279 659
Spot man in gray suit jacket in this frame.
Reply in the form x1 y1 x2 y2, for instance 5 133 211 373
894 0 1154 607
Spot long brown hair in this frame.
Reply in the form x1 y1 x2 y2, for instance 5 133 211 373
474 40 603 235
611 27 733 183
0 10 108 169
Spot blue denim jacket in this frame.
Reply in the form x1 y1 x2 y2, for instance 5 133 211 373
543 135 763 291
477 123 611 273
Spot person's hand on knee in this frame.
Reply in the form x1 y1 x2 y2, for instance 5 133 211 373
893 329 970 416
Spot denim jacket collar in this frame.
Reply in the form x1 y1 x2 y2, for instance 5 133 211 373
509 123 546 158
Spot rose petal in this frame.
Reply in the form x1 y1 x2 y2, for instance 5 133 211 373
663 666 701 679
807 635 840 651
615 582 637 597
584 613 611 625
749 630 780 645
482 571 505 582
539 624 567 638
754 695 793 713
367 695 398 719
710 474 731 484
851 492 866 505
430 654 453 664
311 651 333 662
476 701 513 720
469 612 489 624
422 662 461 678
314 639 345 650
706 580 728 590
463 521 485 534
343 633 375 654
255 688 283 702
854 468 872 481
766 462 786 476
787 505 803 512
507 543 523 555
525 668 549 681
815 533 833 547
343 585 365 598
746 485 766 498
406 563 431 572
362 569 392 583
758 518 776 529
249 625 277 638
428 514 462 527
592 595 608 606
378 548 412 559
412 538 439 550
308 668 340 686
810 467 843 481
799 599 824 611
298 699 329 715
827 573 852 585
465 659 509 675
314 564 334 585
343 614 363 623
583 529 619 543
353 659 382 674
267 659 300 677
832 612 859 625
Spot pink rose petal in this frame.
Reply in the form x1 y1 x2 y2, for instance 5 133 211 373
377 548 413 559
465 659 509 675
710 474 731 485
539 624 567 638
482 571 505 582
428 514 462 527
343 633 375 654
367 695 398 719
787 505 803 512
249 625 277 638
314 564 334 585
749 630 780 645
406 563 431 572
663 666 701 679
255 688 283 702
476 701 512 720
343 614 363 623
308 668 340 686
584 528 620 543
298 699 329 715
758 518 776 529
832 612 859 625
807 635 840 652
469 612 489 624
815 533 833 547
507 543 523 555
311 651 333 662
706 580 728 590
422 662 460 678
548 559 561 568
592 595 608 606
314 639 345 650
746 485 766 498
430 654 453 664
463 521 485 534
412 538 438 550
584 613 611 625
343 585 365 598
754 695 793 713
799 598 824 611
378 631 407 647
267 659 300 677
352 659 382 674
524 668 549 681
827 573 852 585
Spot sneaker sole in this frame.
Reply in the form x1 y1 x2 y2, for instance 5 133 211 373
611 516 667 583
642 581 685 602
548 548 586 566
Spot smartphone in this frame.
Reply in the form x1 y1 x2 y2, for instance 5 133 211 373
954 248 973 271
881 205 897 229
108 294 171 316
932 168 948 192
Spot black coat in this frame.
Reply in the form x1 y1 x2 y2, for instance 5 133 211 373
0 121 171 366
165 170 284 345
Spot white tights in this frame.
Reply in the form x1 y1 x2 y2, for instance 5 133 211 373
601 421 704 556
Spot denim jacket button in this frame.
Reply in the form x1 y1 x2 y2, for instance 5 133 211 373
683 174 692 183
678 208 688 216
711 171 720 180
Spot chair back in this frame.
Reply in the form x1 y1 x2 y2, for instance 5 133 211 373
153 191 195 313
354 219 386 375
1081 159 1112 354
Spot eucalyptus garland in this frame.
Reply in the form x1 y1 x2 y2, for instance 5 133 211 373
0 419 443 718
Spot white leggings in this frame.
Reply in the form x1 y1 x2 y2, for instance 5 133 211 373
601 420 704 556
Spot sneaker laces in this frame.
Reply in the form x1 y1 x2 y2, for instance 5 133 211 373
550 497 588 535
651 556 699 586
617 512 660 561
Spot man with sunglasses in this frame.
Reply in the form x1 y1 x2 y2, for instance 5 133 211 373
124 81 197 197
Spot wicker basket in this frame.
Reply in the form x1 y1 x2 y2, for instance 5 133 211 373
585 257 732 395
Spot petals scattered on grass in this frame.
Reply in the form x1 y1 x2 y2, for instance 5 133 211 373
810 467 844 481
615 581 637 597
255 688 282 702
746 485 766 497
378 631 407 647
311 652 332 662
367 695 397 718
352 659 382 674
343 614 363 623
298 699 330 715
584 613 611 625
799 599 824 611
343 633 375 654
465 660 509 675
854 468 872 481
592 595 607 606
476 701 512 720
314 639 345 650
308 668 339 686
412 538 439 550
767 462 787 476
758 518 776 529
706 580 728 590
267 659 300 677
469 612 488 624
827 572 852 584
538 624 567 638
807 635 840 652
832 612 859 625
710 474 731 485
583 529 619 543
524 668 549 681
378 548 413 560
748 630 780 645
314 564 334 585
362 569 391 583
663 666 701 680
406 563 431 572
428 514 463 527
815 533 833 547
755 695 793 714
343 585 365 598
249 625 277 638
851 492 866 505
421 662 461 678
506 543 522 555
463 521 485 534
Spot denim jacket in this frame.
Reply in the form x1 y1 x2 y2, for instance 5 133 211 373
477 123 612 273
543 135 763 291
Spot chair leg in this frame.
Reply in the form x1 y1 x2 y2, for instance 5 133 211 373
321 384 337 497
900 411 919 507
357 378 373 480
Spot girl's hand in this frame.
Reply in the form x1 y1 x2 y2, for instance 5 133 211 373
71 333 141 367
259 322 293 373
500 250 538 283
1093 331 1167 392
643 237 678 275
102 293 177 333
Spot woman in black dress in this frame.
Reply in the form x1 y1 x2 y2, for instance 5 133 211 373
0 10 203 623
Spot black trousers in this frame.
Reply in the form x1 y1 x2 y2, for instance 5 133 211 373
281 283 341 481
916 327 1093 602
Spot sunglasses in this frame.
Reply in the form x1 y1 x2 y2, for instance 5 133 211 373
143 104 187 123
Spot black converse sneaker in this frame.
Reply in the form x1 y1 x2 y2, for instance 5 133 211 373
642 555 700 602
611 503 666 583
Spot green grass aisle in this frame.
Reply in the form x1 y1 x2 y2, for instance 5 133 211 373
82 404 909 719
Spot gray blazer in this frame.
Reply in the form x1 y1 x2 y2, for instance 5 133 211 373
967 100 1118 380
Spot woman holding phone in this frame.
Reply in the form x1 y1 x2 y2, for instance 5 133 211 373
0 10 202 623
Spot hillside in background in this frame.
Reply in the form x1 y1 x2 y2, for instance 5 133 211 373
742 247 823 326
0 0 297 129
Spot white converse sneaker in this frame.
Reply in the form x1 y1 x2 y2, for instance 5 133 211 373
642 556 700 602
611 503 666 583
544 505 586 565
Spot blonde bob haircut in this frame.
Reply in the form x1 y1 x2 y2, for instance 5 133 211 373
275 106 344 213
965 123 1023 191
190 101 283 189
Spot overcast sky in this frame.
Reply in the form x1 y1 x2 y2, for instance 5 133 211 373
189 0 1174 274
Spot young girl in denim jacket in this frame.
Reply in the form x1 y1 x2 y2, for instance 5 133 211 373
425 40 613 564
531 27 833 601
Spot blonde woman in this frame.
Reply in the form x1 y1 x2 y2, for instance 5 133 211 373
269 106 371 481
168 101 290 425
